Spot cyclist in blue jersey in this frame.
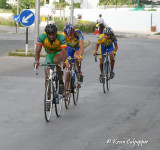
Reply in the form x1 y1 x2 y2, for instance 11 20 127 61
63 23 84 83
93 27 118 80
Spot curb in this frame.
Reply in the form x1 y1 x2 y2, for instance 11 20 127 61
7 40 91 57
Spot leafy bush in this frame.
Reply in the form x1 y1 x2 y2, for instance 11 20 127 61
5 3 12 9
0 19 15 26
12 6 23 16
74 2 80 8
0 0 7 8
0 18 24 27
74 22 95 33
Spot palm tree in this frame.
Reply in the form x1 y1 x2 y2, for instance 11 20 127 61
53 0 69 20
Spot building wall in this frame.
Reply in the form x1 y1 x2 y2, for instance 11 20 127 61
39 7 160 32
73 9 160 32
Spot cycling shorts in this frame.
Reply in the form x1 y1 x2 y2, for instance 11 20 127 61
99 44 114 59
45 51 61 69
67 46 79 63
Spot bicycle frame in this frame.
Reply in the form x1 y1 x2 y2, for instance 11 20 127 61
95 50 112 93
34 63 64 121
64 57 80 108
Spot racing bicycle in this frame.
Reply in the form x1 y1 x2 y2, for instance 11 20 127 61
64 57 81 109
35 63 64 122
95 51 112 93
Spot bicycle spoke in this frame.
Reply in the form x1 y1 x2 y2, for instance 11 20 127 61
44 80 53 122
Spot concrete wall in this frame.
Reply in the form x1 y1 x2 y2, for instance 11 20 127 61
72 9 160 32
39 7 160 32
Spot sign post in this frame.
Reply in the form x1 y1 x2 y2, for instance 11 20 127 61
20 10 35 55
14 15 20 33
51 9 56 23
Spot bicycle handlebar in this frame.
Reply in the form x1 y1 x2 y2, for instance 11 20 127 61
94 53 112 62
34 62 64 75
67 56 81 67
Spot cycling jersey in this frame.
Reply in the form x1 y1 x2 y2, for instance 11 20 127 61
65 29 84 49
97 34 117 46
37 32 67 53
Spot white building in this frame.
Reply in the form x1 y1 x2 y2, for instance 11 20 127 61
7 0 16 5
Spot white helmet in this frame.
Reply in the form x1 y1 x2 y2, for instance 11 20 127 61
103 27 114 35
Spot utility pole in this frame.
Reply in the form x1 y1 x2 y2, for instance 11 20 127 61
70 0 74 24
34 0 40 49
16 0 19 33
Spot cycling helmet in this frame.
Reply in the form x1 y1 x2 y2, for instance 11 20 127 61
103 27 114 35
45 24 58 34
63 23 75 36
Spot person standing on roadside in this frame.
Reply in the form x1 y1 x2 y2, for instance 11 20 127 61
98 14 104 34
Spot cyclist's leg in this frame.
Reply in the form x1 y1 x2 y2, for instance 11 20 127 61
74 48 83 83
108 44 115 79
99 44 106 73
53 51 64 94
74 48 81 72
54 51 63 81
45 53 55 87
45 53 55 99
64 60 70 91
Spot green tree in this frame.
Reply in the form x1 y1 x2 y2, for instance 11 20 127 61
74 2 80 8
99 0 133 8
12 6 23 16
19 0 35 9
53 0 69 20
0 0 7 8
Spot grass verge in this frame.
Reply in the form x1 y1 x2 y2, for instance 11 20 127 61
155 32 160 35
8 41 91 57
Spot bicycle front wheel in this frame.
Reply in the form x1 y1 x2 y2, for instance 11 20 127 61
64 72 71 109
73 72 79 105
106 62 110 91
54 79 63 117
102 63 107 93
44 80 54 122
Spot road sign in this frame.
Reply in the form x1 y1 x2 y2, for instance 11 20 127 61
14 15 20 22
51 9 56 15
20 10 35 26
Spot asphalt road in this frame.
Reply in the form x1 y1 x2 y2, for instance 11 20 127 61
0 30 34 56
0 37 160 150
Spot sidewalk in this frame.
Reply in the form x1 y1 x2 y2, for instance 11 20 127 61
0 25 160 40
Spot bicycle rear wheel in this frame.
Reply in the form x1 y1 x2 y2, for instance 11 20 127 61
102 63 107 93
106 62 110 91
54 79 63 117
64 72 71 109
44 80 53 122
73 72 79 105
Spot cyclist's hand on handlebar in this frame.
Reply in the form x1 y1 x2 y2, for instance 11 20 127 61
33 61 39 70
93 51 97 56
77 55 83 62
110 51 116 56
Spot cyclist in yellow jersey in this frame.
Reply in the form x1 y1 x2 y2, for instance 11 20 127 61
63 23 84 82
93 27 118 80
33 24 67 94
63 23 84 94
